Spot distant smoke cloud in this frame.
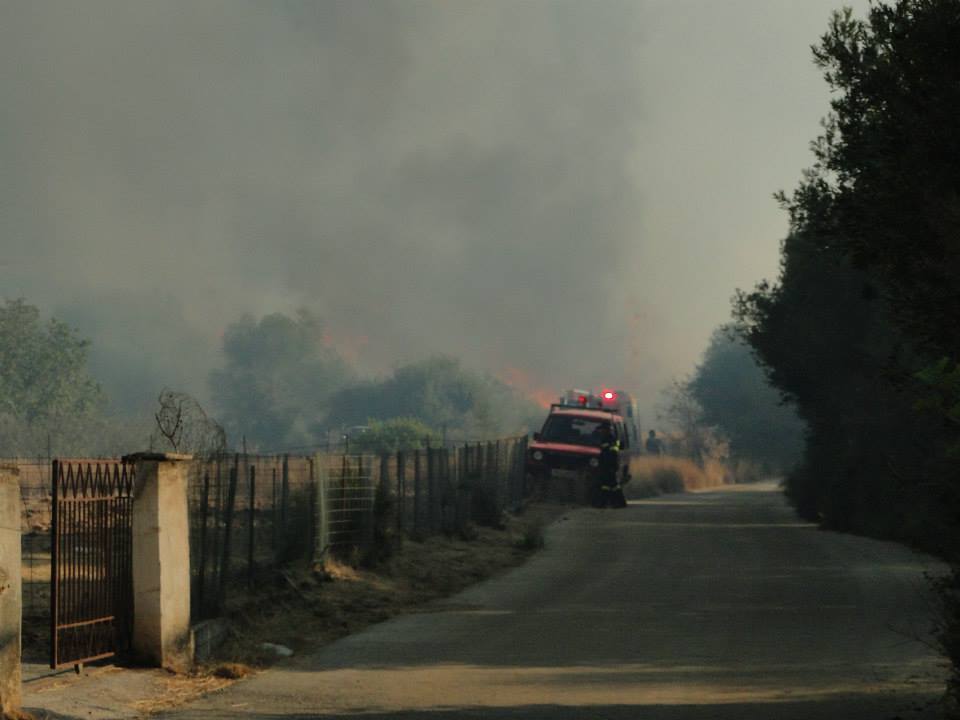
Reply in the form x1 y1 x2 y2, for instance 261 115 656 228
0 0 867 421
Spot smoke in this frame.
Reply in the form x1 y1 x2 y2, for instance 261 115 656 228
0 0 867 422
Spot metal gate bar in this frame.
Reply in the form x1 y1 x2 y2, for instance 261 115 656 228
50 459 135 668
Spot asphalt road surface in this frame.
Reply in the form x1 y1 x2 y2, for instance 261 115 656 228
168 482 947 719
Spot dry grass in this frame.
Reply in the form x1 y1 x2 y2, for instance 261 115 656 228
198 503 567 675
4 709 39 720
129 673 236 715
625 455 729 499
116 508 566 715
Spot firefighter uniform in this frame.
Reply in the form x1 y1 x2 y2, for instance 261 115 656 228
593 429 627 508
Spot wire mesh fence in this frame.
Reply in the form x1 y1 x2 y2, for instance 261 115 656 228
10 436 531 636
188 436 529 621
186 454 317 620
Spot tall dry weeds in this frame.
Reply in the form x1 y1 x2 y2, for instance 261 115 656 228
625 455 729 499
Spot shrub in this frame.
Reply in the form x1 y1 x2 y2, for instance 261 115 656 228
515 520 545 550
624 455 728 499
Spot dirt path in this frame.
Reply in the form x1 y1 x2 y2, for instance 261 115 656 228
163 482 947 719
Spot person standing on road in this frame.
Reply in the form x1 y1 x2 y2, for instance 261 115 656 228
593 423 626 508
645 429 663 456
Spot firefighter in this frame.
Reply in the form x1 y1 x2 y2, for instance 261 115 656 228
592 423 627 508
645 429 664 456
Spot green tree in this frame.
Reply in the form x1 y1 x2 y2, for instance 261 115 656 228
209 309 353 450
327 356 539 442
688 327 804 472
807 2 960 356
348 417 438 454
0 298 106 455
734 0 960 542
656 379 711 462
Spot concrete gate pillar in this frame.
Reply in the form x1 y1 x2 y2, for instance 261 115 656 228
124 452 194 673
0 466 21 716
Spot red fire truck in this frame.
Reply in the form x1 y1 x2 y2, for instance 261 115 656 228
526 389 639 501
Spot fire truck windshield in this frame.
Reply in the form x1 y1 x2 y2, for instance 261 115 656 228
540 416 612 447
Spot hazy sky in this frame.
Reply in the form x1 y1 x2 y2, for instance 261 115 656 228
0 0 868 423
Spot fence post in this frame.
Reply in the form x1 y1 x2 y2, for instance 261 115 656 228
271 465 278 560
441 449 452 534
396 451 405 543
124 452 194 673
195 468 211 620
313 455 329 567
357 456 372 550
413 450 422 536
494 440 503 514
378 454 390 551
246 464 256 586
308 456 317 563
218 456 239 610
0 465 21 716
512 437 527 508
426 447 436 534
206 458 223 614
280 455 290 543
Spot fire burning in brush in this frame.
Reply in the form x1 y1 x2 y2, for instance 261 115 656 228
322 328 370 366
499 366 555 408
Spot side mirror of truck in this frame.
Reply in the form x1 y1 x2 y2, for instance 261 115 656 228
532 432 542 441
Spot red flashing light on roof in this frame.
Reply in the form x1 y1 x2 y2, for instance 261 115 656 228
578 395 588 405
602 391 616 401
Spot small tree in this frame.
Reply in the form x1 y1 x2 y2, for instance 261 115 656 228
154 389 226 458
656 379 715 464
348 417 438 455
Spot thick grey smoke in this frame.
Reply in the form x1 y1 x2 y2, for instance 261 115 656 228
0 0 867 422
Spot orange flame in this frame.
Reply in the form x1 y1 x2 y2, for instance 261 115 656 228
322 328 370 365
499 366 555 408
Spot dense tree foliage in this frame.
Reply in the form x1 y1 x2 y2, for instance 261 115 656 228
736 0 960 550
327 355 540 442
347 417 438 454
209 309 354 450
208 315 540 450
687 328 803 472
732 5 960 699
0 299 111 455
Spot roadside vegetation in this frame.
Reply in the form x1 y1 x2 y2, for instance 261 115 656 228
727 1 960 712
626 456 723 498
650 328 802 490
0 300 541 458
176 506 560 704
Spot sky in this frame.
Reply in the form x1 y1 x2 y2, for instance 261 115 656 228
0 0 869 424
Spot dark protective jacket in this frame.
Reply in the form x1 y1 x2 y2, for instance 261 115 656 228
598 438 621 485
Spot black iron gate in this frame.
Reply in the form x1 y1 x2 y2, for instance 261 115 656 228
50 459 135 668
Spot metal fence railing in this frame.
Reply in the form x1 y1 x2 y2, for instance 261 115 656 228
10 436 531 640
188 436 529 621
50 459 134 668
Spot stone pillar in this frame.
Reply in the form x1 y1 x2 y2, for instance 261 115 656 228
124 452 194 673
0 466 21 716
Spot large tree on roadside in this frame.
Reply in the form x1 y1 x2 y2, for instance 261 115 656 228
808 2 960 355
735 0 960 539
687 327 803 472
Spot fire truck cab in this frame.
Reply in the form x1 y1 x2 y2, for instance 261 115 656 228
526 389 639 499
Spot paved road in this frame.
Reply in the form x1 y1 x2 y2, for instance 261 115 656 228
168 482 947 719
